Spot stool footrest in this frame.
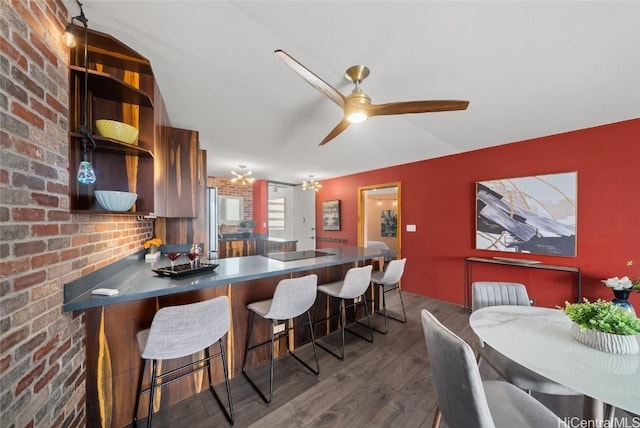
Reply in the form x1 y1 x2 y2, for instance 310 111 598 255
242 310 319 404
314 293 374 360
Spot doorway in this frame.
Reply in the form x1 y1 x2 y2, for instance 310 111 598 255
267 181 316 251
357 182 401 256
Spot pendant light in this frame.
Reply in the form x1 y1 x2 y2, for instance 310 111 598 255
302 175 322 192
230 165 255 186
65 0 97 184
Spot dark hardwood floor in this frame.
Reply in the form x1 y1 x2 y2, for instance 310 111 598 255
133 292 631 428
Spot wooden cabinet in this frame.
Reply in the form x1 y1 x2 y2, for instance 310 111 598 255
218 239 257 258
155 128 203 218
218 239 297 259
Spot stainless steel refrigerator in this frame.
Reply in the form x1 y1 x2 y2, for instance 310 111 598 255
207 187 218 259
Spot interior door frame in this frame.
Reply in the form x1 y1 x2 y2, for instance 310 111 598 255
357 181 401 257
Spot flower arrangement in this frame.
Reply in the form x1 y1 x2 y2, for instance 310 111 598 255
559 299 640 336
143 238 162 249
602 260 640 293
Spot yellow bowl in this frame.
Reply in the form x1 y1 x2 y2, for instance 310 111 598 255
95 120 139 144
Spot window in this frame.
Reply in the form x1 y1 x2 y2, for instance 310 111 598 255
268 197 285 231
218 196 243 225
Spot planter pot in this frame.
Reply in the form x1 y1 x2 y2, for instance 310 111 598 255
570 322 639 355
145 246 161 262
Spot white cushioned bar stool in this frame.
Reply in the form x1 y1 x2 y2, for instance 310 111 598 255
315 265 374 360
242 274 319 404
421 309 567 428
132 296 234 427
370 258 407 334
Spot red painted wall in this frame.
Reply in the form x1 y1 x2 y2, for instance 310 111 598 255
316 119 640 308
253 180 268 234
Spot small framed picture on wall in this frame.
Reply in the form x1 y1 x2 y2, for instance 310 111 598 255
322 200 341 231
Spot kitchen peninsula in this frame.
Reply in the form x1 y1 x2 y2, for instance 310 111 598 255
64 246 394 428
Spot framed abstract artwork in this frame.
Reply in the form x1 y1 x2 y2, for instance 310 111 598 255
475 172 577 257
381 210 397 237
322 200 341 231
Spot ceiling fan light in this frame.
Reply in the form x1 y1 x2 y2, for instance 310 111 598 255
347 111 368 123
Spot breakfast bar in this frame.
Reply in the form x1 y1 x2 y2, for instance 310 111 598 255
64 246 394 428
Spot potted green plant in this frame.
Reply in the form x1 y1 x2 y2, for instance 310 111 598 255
559 299 640 355
239 219 255 237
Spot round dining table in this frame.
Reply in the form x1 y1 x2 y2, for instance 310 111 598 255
469 305 640 421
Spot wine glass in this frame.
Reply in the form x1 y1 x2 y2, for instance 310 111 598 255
186 251 199 269
165 252 181 270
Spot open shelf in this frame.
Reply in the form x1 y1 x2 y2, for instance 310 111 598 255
70 210 152 216
70 133 153 157
70 66 153 107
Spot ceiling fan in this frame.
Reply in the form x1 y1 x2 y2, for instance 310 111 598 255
275 50 469 146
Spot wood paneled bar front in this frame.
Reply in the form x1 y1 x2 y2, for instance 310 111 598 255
64 246 393 428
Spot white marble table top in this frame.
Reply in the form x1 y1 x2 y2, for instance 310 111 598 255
469 305 640 415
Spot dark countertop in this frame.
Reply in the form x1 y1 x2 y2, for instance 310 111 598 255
63 246 394 312
217 234 297 242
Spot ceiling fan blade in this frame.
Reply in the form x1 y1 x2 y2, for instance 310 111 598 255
275 50 345 108
319 119 351 146
367 100 469 117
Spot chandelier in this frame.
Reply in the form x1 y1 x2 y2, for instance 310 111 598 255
230 165 255 185
302 175 322 192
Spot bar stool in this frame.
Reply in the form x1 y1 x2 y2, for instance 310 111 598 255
230 240 243 257
370 258 407 334
133 296 234 427
315 265 374 360
242 274 319 404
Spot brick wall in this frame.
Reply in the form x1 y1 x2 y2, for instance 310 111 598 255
1 1 153 427
207 176 253 233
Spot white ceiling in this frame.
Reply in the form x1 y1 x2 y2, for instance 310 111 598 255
73 1 640 184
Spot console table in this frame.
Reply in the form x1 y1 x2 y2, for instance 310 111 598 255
463 256 582 310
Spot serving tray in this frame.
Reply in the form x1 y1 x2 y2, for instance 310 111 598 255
152 263 219 278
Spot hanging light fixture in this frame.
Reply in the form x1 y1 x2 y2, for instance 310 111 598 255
62 0 88 48
230 165 255 186
65 0 97 184
302 175 322 192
